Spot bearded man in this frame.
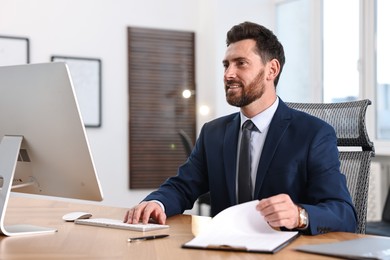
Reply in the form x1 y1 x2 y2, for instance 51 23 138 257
124 21 357 235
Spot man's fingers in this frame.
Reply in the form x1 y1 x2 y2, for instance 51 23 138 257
124 202 148 224
141 203 159 224
124 201 166 225
256 194 299 229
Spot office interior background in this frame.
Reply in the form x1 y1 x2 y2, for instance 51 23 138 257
1 0 389 218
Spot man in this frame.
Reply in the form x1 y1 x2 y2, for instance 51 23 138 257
124 21 357 235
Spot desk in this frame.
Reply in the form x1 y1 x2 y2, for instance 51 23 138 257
1 196 365 259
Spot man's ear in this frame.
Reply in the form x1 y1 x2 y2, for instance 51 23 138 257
266 59 280 81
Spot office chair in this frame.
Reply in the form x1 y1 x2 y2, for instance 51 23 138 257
286 99 375 234
178 129 193 158
178 129 211 216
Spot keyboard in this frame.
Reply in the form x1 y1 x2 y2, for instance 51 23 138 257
74 218 169 232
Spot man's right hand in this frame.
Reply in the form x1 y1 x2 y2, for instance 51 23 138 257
123 201 166 225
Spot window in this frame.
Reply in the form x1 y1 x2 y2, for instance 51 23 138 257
276 0 359 103
276 0 390 152
376 0 390 139
323 0 359 103
276 0 322 103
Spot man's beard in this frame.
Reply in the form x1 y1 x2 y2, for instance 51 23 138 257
225 70 265 107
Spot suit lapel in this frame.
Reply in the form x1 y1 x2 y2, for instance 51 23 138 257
254 101 293 198
223 114 240 205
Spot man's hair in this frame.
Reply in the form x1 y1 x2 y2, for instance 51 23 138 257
226 21 285 87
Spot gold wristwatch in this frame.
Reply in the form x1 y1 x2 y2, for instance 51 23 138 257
297 206 308 229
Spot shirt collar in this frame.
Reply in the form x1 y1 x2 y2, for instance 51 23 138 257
240 97 279 133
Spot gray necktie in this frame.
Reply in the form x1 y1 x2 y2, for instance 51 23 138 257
238 120 257 204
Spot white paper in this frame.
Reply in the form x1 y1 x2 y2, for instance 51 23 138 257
184 200 298 252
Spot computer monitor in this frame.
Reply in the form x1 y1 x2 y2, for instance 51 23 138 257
0 62 104 236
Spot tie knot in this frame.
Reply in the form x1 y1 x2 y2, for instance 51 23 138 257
242 120 257 131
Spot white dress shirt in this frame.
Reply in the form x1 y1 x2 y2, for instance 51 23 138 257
237 97 279 199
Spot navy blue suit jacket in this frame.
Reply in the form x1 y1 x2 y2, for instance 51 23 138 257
145 99 357 235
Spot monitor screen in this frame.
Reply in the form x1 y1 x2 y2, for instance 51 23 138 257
0 62 103 203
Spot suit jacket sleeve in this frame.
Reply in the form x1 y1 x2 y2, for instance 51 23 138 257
143 122 211 217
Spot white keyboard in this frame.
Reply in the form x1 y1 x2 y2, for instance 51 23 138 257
74 218 169 232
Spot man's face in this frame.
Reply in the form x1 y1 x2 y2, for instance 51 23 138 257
222 39 266 108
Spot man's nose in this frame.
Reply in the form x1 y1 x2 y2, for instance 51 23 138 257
224 65 236 79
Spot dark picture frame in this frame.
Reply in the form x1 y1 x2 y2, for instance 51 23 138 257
0 35 30 66
51 56 102 127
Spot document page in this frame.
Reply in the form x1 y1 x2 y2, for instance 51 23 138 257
183 200 298 253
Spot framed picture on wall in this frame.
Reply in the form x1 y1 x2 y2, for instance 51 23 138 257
51 56 102 127
0 35 30 66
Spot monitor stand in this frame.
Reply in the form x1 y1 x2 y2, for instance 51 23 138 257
0 135 57 236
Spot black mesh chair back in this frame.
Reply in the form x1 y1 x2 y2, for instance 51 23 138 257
286 99 375 234
178 129 194 158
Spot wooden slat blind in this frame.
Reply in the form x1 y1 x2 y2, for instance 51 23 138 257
128 27 196 189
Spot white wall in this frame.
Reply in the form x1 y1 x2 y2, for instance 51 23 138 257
0 0 274 213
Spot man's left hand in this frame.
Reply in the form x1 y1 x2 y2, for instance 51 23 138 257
256 194 299 230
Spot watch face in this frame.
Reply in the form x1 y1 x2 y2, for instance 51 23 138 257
299 208 308 228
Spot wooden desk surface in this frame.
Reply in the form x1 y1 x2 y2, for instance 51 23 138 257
1 196 365 259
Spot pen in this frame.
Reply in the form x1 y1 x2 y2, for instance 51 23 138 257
128 234 169 242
